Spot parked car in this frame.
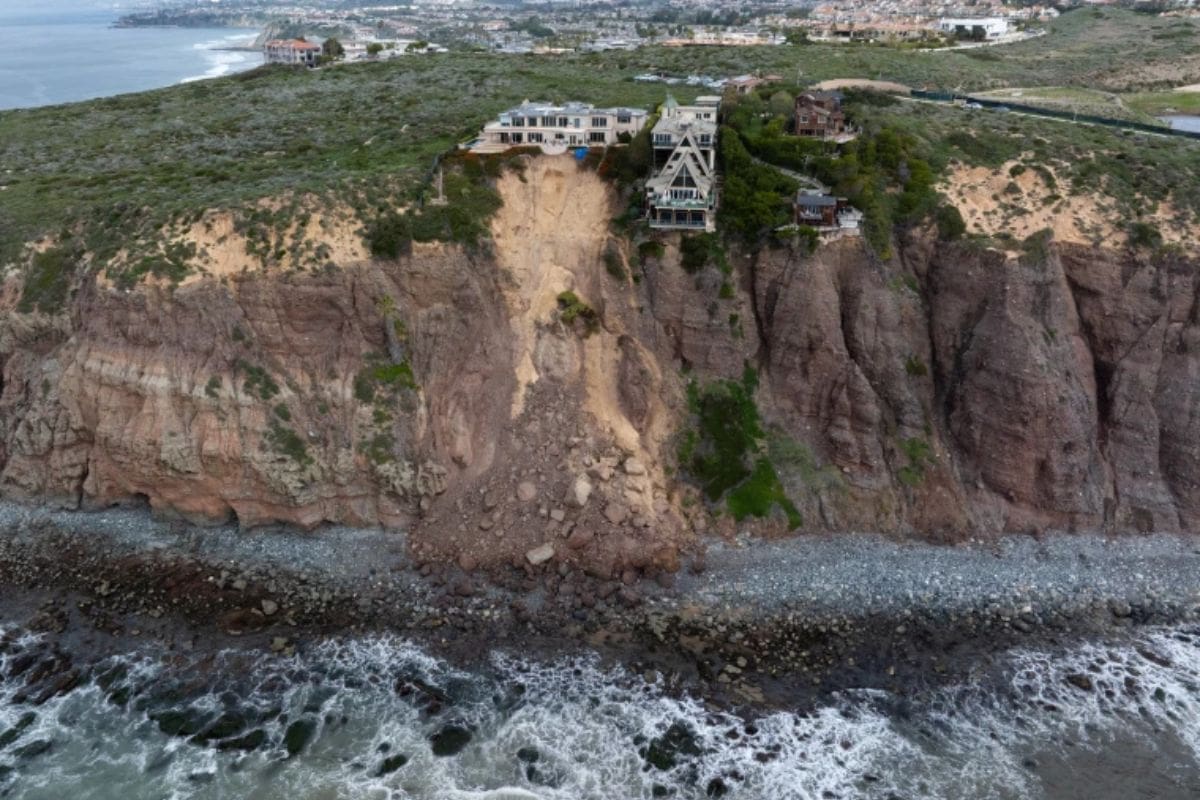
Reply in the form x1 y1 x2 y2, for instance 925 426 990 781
964 102 983 110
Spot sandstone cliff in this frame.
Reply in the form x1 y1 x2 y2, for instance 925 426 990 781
2 154 1198 576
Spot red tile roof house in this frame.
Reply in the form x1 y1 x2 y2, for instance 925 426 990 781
264 39 322 67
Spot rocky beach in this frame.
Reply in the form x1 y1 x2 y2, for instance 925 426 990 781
2 502 1200 797
3 500 1200 706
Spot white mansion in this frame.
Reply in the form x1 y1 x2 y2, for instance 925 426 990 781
470 101 650 153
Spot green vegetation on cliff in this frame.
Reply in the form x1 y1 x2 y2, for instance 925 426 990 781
678 366 802 529
1 5 1197 285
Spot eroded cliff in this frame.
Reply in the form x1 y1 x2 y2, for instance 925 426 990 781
2 154 1198 577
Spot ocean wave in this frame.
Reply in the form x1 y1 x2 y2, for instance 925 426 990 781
179 38 259 85
1 627 1198 799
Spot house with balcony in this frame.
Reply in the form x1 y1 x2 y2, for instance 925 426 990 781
469 101 649 154
645 95 720 232
794 190 863 235
264 39 322 67
794 91 854 142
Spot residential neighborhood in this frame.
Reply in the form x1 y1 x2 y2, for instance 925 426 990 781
461 83 876 238
120 0 1065 63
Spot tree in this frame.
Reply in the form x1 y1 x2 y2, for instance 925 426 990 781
366 42 383 57
935 204 967 241
768 91 795 118
322 37 345 61
406 40 429 53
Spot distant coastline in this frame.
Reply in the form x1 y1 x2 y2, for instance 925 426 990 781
113 10 266 30
0 8 263 111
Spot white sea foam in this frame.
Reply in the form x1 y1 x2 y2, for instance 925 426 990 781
1 629 1199 799
179 36 259 85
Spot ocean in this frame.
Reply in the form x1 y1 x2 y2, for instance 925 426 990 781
2 625 1199 799
0 1 262 111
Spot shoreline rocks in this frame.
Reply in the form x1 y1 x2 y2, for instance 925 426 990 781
1 503 1199 710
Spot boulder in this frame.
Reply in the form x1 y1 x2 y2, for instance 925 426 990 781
568 475 593 508
525 543 555 566
566 528 595 550
604 502 630 525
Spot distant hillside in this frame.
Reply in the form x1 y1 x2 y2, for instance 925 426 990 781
3 5 1199 275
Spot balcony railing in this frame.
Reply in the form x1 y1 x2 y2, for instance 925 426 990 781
650 196 711 209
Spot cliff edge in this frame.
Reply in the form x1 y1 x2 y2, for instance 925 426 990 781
2 154 1198 579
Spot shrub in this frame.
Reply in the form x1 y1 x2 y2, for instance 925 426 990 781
237 361 280 401
266 421 311 466
355 358 417 405
1022 228 1054 262
604 116 656 190
111 240 196 290
904 356 928 377
678 366 800 529
18 246 77 314
680 233 724 274
603 245 625 279
897 437 933 486
727 458 802 528
935 204 966 241
795 225 820 252
366 212 410 259
362 432 396 465
717 129 797 243
556 290 599 334
1129 221 1162 249
637 239 665 262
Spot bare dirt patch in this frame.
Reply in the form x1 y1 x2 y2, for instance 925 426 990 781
940 157 1193 251
490 156 613 419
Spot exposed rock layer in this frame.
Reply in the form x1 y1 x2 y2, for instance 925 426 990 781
2 155 1198 574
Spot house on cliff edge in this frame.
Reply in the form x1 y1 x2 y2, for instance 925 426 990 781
645 94 720 232
467 101 649 154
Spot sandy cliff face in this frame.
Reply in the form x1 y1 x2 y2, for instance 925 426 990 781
2 154 1198 571
0 244 513 531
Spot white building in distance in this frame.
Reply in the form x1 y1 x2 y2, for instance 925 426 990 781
936 17 1011 40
